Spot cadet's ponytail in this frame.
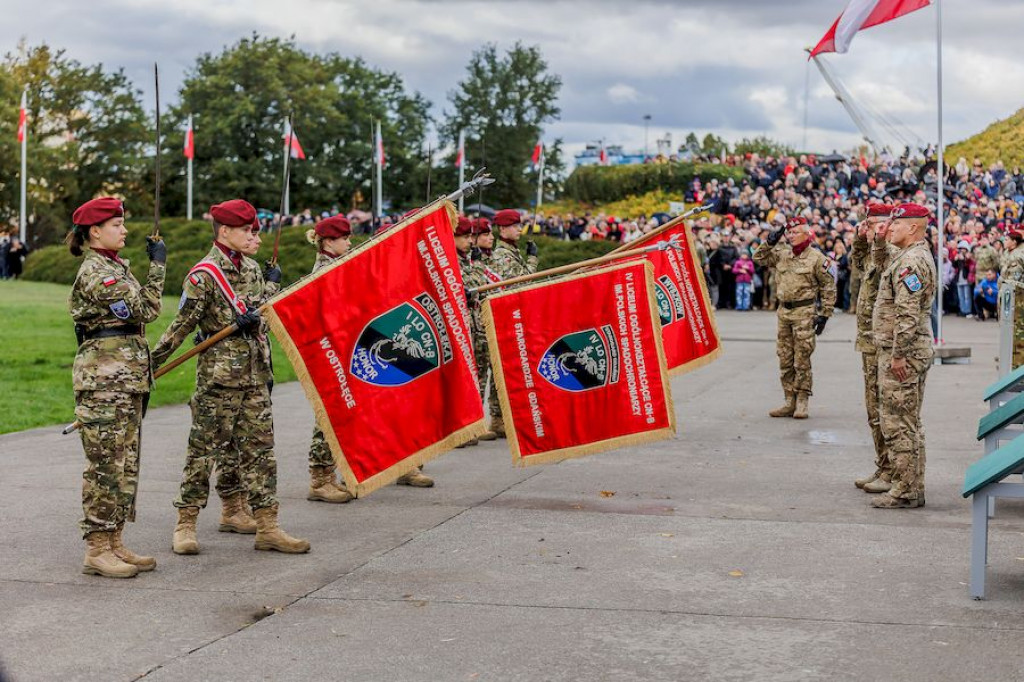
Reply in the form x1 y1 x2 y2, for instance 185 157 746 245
65 224 87 257
306 228 320 247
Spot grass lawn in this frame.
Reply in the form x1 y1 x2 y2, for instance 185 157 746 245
0 280 297 435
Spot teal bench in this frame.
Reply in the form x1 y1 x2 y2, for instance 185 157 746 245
977 392 1024 454
983 365 1024 414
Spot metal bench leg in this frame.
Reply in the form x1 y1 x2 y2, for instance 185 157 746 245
989 495 996 518
971 492 990 600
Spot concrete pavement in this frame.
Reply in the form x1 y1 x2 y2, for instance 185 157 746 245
1 310 1020 681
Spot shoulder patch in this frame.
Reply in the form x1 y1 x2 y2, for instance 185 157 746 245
902 274 923 293
110 300 131 320
189 273 202 286
102 276 117 287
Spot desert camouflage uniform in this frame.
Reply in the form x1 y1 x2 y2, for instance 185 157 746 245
491 239 537 280
151 245 279 512
753 241 836 396
1001 244 1024 368
873 240 935 502
459 251 493 410
974 244 1000 276
308 251 339 469
851 234 900 479
70 250 165 537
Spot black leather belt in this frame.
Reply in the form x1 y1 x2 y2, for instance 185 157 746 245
781 298 816 310
82 324 143 340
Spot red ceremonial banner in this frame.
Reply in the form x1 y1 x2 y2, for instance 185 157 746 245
621 222 721 375
483 260 675 466
265 201 485 496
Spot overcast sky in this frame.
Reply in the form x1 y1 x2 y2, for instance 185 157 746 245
3 0 1023 162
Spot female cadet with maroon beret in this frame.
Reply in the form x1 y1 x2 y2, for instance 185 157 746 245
67 197 167 578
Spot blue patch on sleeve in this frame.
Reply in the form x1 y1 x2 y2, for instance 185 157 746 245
902 274 922 293
109 300 131 319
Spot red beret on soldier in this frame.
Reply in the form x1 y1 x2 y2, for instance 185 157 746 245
314 215 351 239
210 199 257 228
72 197 124 227
891 202 931 220
472 217 491 235
493 209 521 227
865 202 891 217
454 215 473 237
786 216 808 229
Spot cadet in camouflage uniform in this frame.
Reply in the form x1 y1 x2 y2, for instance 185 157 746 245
753 216 836 419
470 217 501 441
851 203 900 493
1000 230 1024 368
871 203 936 509
152 199 309 554
68 197 166 578
453 216 490 447
973 234 1000 276
487 209 538 436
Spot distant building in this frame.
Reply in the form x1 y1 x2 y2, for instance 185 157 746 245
574 144 646 167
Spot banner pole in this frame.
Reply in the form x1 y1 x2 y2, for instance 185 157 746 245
457 129 465 214
19 88 27 244
934 0 945 346
606 202 714 255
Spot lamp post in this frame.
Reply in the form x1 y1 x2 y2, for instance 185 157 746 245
643 114 652 160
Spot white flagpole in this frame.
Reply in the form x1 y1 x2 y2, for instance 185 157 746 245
375 120 383 220
935 0 944 345
186 114 193 221
535 145 544 214
19 88 27 243
457 129 465 214
283 119 291 217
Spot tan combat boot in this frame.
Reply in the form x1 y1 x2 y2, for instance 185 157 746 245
490 414 507 439
219 493 257 534
863 475 892 493
871 492 923 509
792 393 809 420
254 505 310 553
768 393 796 418
172 507 200 555
308 466 354 503
396 467 434 488
82 532 139 578
110 527 156 571
455 438 479 449
477 428 498 442
854 472 880 489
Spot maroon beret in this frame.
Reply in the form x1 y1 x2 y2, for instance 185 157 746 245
1009 229 1024 242
455 215 473 237
493 209 521 227
315 215 351 239
891 202 931 220
786 216 808 229
210 199 257 227
471 217 492 235
72 197 124 227
865 202 891 217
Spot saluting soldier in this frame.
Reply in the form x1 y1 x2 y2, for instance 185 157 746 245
68 197 167 578
753 216 836 419
304 216 357 502
871 203 936 509
852 203 899 493
152 200 309 554
1000 229 1024 368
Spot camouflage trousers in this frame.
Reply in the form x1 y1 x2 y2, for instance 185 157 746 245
775 305 816 395
75 391 145 538
860 352 890 477
475 328 500 419
877 347 931 500
1013 293 1024 369
308 425 334 469
174 383 278 512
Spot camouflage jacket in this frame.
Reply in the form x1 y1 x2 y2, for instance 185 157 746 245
70 250 165 393
491 239 537 280
974 245 1000 275
312 251 336 274
852 235 900 353
872 240 936 358
151 245 277 388
459 251 489 334
1001 245 1024 289
753 241 836 316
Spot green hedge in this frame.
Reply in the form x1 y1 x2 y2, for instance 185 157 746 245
564 162 745 203
23 220 618 296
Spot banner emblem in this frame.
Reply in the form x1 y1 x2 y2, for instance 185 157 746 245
538 325 620 392
351 295 451 386
654 275 686 326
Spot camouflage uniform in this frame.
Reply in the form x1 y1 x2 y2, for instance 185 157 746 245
70 250 165 537
459 251 492 408
974 244 1000 276
753 241 836 398
308 251 338 469
491 239 537 280
872 240 936 503
151 245 279 512
851 234 899 480
1001 244 1024 368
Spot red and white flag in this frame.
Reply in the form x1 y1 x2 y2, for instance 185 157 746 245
375 121 386 168
598 145 608 166
810 0 931 57
455 129 465 169
183 114 194 160
16 90 27 144
531 140 543 169
283 120 306 160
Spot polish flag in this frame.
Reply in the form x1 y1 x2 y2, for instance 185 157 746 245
810 0 931 58
531 140 543 169
455 130 465 169
183 115 194 160
375 122 385 168
16 90 27 143
598 145 608 166
283 120 306 160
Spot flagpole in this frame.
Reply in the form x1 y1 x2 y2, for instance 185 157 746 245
457 129 465 214
19 88 27 244
375 120 383 221
283 119 291 217
186 114 193 221
935 0 944 345
535 146 544 214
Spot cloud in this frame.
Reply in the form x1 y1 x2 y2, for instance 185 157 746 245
606 83 640 105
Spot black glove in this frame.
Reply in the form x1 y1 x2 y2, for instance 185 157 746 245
145 236 167 264
234 309 262 337
525 240 538 257
466 289 480 307
813 315 828 336
470 246 482 261
263 262 282 284
766 227 784 246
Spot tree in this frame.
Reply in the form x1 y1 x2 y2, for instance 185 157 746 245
683 132 701 155
701 133 728 157
733 135 794 159
161 35 431 219
2 42 151 246
439 43 561 207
